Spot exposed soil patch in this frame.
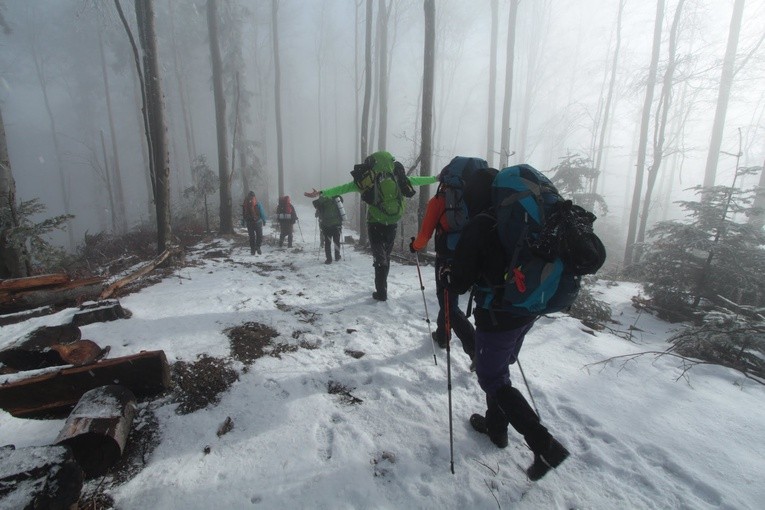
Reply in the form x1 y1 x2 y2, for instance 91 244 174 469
327 380 363 405
226 322 298 363
172 355 239 415
344 349 365 359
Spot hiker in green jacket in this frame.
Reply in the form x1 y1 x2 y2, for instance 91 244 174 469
306 151 437 301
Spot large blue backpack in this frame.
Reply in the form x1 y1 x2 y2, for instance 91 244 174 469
437 156 488 251
474 164 604 316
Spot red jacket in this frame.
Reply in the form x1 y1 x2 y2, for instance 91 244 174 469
411 193 449 252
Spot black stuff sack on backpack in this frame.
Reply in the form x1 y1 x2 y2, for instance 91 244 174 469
473 164 606 316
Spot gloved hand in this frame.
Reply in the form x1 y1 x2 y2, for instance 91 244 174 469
438 262 453 287
409 237 417 253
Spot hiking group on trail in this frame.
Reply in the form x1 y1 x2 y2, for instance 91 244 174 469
243 149 605 481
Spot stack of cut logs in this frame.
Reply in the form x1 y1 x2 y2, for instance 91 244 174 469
0 270 173 507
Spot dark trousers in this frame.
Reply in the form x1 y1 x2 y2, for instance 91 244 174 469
368 222 397 299
368 222 397 268
322 225 341 260
279 222 294 247
435 257 475 358
246 220 263 254
475 322 551 451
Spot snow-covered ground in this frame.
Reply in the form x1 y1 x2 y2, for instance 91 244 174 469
2 204 763 509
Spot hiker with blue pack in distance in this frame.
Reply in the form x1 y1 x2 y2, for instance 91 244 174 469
439 164 605 480
409 157 487 366
305 151 437 301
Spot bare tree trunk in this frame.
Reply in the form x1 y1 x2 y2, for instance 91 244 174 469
592 0 625 194
419 0 435 223
623 0 664 269
316 6 326 186
486 0 498 167
499 0 519 169
271 0 286 198
30 38 75 251
130 63 154 224
635 0 685 261
0 108 30 278
377 0 391 150
207 0 232 234
99 130 118 233
98 31 128 234
702 0 745 189
136 0 172 252
168 0 195 174
751 154 765 229
359 0 373 244
115 0 155 224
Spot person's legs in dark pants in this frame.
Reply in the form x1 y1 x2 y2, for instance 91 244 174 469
254 222 263 254
247 221 257 254
333 228 341 260
368 223 397 301
322 227 332 263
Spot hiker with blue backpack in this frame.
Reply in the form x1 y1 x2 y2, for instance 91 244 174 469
409 157 486 364
439 164 605 480
305 151 437 301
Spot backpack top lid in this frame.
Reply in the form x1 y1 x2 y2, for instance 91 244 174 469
366 151 395 173
491 164 559 225
438 156 488 188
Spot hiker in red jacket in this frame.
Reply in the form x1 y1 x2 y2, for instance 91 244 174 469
276 196 299 248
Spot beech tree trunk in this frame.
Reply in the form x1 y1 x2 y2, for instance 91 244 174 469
99 129 118 233
486 0 498 167
134 0 172 253
419 0 435 223
98 30 128 234
702 0 745 189
635 0 685 260
499 0 519 169
207 0 233 234
592 0 625 194
359 0 373 244
623 0 665 269
377 0 391 151
272 0 286 198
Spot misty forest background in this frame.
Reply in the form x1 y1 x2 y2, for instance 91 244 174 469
0 1 764 380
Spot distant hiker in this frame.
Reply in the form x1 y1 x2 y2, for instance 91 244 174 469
242 191 267 255
276 195 298 248
439 166 572 481
410 157 487 364
305 150 437 301
313 194 345 264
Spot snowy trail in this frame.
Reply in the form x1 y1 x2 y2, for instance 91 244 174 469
1 204 763 509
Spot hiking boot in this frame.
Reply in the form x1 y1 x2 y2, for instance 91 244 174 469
257 248 262 255
373 266 387 301
469 414 508 449
431 331 447 349
526 437 569 481
325 258 332 265
335 250 341 261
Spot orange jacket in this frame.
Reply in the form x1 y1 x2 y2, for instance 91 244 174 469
411 193 449 252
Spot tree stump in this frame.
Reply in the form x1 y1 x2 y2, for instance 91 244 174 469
0 444 83 510
55 385 137 478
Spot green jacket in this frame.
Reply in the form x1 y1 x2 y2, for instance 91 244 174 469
321 150 437 226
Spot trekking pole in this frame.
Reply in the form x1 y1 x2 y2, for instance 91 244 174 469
444 286 455 475
297 219 305 243
414 250 438 366
517 359 540 418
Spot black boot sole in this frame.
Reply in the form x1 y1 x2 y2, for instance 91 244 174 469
469 414 508 448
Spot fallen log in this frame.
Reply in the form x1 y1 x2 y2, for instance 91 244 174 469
99 247 177 300
0 350 170 418
71 299 131 326
0 273 69 292
0 276 105 314
0 444 83 510
55 385 137 477
0 306 54 327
